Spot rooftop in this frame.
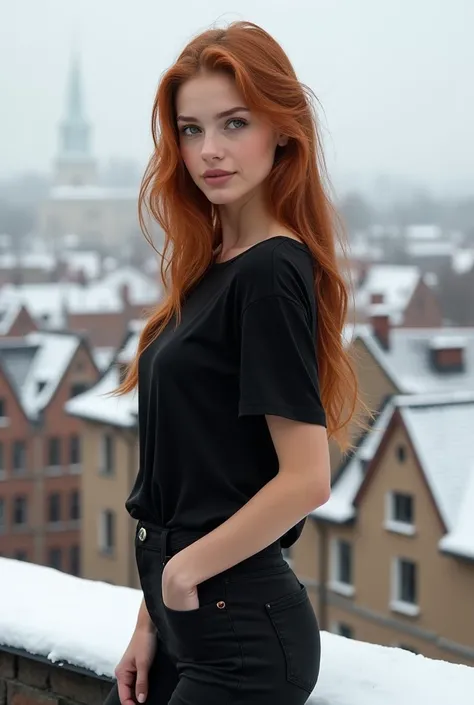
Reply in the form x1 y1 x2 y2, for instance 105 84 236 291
0 331 86 420
355 264 422 324
356 326 474 393
313 391 474 560
1 556 473 705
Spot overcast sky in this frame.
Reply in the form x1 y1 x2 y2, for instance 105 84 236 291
0 0 472 197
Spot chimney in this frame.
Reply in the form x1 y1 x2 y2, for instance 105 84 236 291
369 304 391 350
429 336 466 373
370 292 385 305
120 283 131 310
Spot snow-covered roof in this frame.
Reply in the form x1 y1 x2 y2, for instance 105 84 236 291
0 300 24 335
407 240 454 257
401 396 474 559
91 346 116 372
357 326 474 393
313 391 474 561
49 185 138 201
452 248 474 275
0 267 159 328
0 252 56 271
1 557 474 704
355 265 421 324
65 364 137 428
405 224 443 241
0 331 83 420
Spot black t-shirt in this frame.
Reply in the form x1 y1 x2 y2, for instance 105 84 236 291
125 236 326 548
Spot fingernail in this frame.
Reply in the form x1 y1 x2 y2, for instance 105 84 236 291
138 695 145 703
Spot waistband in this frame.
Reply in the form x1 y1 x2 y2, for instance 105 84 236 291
135 519 283 568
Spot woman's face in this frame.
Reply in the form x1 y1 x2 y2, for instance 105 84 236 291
175 71 287 205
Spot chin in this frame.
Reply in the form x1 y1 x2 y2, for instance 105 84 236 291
205 191 241 205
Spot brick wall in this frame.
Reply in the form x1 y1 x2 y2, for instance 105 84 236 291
0 647 114 705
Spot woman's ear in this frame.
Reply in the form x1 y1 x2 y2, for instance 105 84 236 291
277 135 289 147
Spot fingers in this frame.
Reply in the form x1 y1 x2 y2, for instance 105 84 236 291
135 662 149 703
116 669 136 705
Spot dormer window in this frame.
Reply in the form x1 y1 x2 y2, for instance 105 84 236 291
385 492 415 536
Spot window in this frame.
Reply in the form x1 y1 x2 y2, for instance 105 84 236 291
69 435 81 467
70 382 89 398
12 441 26 474
48 493 61 523
385 492 415 535
396 445 407 462
0 442 4 479
70 490 80 521
48 547 62 570
70 545 80 576
0 497 5 532
47 437 61 468
99 434 115 475
391 558 419 617
13 495 27 525
333 622 354 639
330 539 354 597
99 509 115 554
0 397 6 419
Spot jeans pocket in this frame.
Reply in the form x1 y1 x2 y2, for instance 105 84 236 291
265 582 321 694
163 589 240 668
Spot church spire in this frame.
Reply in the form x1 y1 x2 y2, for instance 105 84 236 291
58 49 91 159
54 47 97 186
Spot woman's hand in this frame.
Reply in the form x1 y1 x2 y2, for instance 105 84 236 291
161 554 200 611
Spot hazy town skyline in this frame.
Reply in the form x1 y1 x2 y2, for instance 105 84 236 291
0 0 472 198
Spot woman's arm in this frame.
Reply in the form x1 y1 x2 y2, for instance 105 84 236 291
164 416 330 591
135 597 157 633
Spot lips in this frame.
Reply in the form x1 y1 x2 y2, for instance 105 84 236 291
203 170 235 178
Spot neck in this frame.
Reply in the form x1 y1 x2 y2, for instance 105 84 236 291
217 187 274 252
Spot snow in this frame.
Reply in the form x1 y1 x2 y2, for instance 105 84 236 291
452 248 474 275
0 557 473 705
313 400 394 522
20 332 80 418
358 327 474 394
315 390 474 560
0 267 159 326
429 335 466 350
355 265 421 323
65 364 137 428
401 394 474 536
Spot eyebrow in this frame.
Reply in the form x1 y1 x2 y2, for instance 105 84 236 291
176 106 250 123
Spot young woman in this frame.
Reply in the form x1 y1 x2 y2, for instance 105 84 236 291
105 19 360 705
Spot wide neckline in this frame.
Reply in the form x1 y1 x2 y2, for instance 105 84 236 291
211 236 309 267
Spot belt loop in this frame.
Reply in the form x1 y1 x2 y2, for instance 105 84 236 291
161 528 171 566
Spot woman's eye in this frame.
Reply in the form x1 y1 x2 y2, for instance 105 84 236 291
181 125 200 136
227 118 247 129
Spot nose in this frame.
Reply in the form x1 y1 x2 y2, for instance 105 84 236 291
200 131 224 161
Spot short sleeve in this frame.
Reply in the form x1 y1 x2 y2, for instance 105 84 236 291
238 294 326 426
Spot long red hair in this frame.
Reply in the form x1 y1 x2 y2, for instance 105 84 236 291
115 20 363 451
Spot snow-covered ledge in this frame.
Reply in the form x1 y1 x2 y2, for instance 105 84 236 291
1 558 473 705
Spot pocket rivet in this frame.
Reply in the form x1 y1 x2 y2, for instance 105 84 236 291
217 600 226 609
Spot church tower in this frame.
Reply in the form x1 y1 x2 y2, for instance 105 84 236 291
54 50 98 186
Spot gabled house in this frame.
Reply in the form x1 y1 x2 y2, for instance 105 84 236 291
0 331 99 573
354 264 442 328
65 322 141 587
308 391 474 667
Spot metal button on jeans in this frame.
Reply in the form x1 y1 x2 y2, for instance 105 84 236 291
138 527 147 542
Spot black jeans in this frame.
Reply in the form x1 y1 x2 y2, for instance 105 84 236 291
104 520 321 704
